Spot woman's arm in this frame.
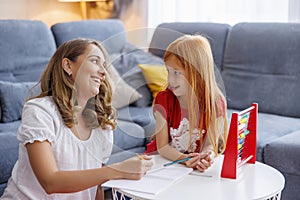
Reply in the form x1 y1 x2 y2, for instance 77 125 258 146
26 141 153 194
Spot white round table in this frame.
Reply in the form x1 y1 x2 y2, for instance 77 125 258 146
112 155 285 200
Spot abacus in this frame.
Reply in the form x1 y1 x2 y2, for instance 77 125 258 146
221 103 258 179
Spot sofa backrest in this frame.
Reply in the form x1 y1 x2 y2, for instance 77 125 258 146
0 20 56 82
51 19 127 55
222 23 300 118
148 22 231 72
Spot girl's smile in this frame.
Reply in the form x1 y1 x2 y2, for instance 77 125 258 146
168 85 180 92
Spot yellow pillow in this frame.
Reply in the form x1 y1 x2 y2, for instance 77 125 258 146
138 64 168 99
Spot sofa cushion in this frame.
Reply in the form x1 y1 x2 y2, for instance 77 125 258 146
148 22 231 71
51 19 127 54
278 172 300 200
0 81 39 123
138 64 167 99
0 20 56 82
117 106 155 139
0 121 21 134
0 132 19 184
222 23 300 118
122 67 153 108
111 43 164 107
112 120 145 154
227 109 300 162
107 65 142 109
264 131 300 175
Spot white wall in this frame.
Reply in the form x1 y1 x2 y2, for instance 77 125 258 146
119 0 150 49
0 0 82 27
0 0 149 47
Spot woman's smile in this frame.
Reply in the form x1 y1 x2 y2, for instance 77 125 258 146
91 75 101 86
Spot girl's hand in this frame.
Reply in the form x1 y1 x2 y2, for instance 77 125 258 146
184 153 206 169
112 155 153 180
195 151 215 172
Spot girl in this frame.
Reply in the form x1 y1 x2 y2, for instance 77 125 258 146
1 38 153 200
145 35 227 172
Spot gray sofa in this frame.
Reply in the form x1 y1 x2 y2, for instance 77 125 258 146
0 19 299 200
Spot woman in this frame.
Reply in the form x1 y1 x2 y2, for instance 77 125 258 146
1 38 153 200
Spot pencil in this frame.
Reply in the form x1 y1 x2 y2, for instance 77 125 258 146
135 153 145 160
163 157 192 167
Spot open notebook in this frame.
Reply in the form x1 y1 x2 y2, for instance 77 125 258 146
102 166 193 196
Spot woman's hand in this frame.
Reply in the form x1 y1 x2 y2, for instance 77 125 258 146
111 155 153 180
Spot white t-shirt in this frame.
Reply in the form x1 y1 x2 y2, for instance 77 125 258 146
0 96 113 200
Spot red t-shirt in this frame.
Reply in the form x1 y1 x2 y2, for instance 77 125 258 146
145 89 207 154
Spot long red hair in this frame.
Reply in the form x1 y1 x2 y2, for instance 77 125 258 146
164 35 228 154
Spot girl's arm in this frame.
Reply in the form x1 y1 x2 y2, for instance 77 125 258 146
26 141 153 194
202 116 227 156
194 137 214 172
194 116 226 172
201 138 215 156
155 112 207 168
155 111 190 161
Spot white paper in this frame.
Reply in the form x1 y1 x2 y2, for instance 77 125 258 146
102 166 193 195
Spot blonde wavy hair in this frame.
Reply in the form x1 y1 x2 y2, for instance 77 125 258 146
164 35 228 155
33 38 117 130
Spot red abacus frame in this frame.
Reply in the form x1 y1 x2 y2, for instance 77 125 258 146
221 103 258 179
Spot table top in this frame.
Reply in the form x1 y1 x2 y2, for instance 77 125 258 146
117 155 285 200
